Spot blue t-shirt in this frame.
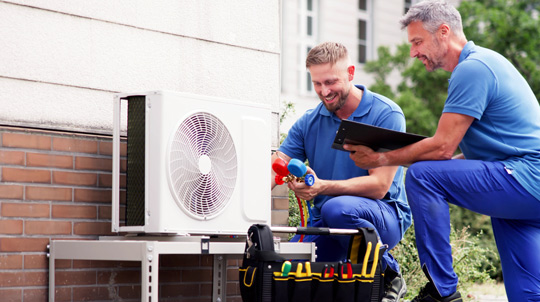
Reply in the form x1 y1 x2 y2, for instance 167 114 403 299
279 85 411 236
444 41 540 201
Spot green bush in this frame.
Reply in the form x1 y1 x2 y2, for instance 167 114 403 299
392 223 495 299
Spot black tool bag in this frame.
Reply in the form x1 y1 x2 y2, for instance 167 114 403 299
239 224 385 302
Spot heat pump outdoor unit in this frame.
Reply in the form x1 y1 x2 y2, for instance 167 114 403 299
111 90 272 235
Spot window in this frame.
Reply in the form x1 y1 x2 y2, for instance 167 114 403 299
357 1 371 64
305 46 313 92
359 0 367 11
404 0 413 14
299 0 318 94
358 20 367 63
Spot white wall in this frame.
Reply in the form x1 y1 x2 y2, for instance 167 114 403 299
0 0 281 144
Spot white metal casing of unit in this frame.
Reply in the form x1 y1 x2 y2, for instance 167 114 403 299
112 90 271 235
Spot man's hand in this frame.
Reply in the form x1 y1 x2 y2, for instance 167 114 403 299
343 144 384 170
287 167 321 201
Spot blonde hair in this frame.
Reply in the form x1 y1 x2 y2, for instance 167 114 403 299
306 42 350 69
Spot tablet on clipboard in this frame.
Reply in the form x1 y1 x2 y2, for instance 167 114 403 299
332 120 427 152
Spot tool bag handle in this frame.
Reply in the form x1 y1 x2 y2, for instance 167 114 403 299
271 226 360 236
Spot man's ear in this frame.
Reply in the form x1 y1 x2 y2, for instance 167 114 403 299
348 65 355 81
438 23 450 39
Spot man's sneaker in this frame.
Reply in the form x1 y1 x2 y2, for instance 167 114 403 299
382 269 407 302
411 282 462 302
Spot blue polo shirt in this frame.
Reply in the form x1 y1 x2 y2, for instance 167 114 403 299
279 85 411 236
444 41 540 201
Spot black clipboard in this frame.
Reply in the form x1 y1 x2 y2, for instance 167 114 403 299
332 120 427 152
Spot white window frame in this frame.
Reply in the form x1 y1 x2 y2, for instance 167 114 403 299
357 0 372 65
298 0 318 95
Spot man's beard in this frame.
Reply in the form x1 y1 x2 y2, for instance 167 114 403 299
321 90 349 113
423 38 446 71
423 55 443 71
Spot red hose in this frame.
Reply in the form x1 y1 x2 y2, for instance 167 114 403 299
296 194 305 242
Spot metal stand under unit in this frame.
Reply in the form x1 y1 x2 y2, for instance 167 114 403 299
48 236 314 302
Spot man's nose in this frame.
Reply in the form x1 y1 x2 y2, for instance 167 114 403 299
410 46 418 58
321 85 330 96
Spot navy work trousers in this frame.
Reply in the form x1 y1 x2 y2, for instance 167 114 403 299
406 160 540 301
291 195 403 273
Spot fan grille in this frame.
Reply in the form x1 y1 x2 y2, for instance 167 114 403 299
168 112 238 219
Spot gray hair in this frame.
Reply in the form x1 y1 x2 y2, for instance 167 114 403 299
400 0 465 38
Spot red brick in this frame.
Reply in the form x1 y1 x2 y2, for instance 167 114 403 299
1 167 51 184
120 158 127 173
98 270 140 284
161 254 201 267
74 188 111 203
98 141 113 155
24 254 48 269
227 281 241 296
98 173 112 188
1 202 50 218
180 268 213 282
52 137 98 154
158 269 181 283
2 132 51 150
99 140 127 156
227 267 240 281
120 190 126 204
26 186 72 201
0 289 22 301
0 237 50 252
52 287 71 301
25 220 72 235
0 254 23 269
202 254 213 266
23 288 47 301
52 204 97 219
73 260 139 269
52 171 97 186
26 152 73 169
72 286 111 301
200 283 213 297
227 257 241 267
73 222 113 235
98 173 126 188
98 205 112 220
0 184 24 199
75 156 112 172
55 259 72 269
0 219 23 235
0 149 25 165
54 270 96 286
161 284 201 298
118 285 141 300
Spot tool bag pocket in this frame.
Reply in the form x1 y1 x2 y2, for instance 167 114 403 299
239 224 284 302
239 225 385 302
239 266 259 302
311 272 334 302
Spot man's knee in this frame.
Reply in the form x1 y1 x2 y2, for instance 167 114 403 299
320 197 350 223
405 162 425 188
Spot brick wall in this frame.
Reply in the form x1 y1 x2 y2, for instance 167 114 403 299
0 126 288 302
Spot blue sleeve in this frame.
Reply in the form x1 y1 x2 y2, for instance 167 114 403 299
375 111 406 133
278 115 308 162
443 59 496 119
